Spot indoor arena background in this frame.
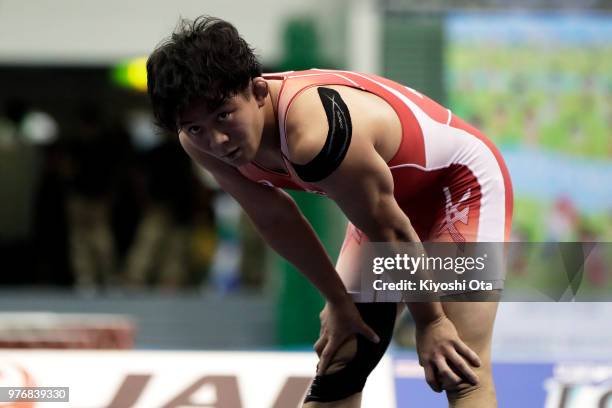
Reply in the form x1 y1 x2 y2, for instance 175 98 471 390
0 0 611 407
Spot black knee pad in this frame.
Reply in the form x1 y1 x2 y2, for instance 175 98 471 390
304 302 397 403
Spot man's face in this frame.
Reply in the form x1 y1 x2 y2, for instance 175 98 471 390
178 85 264 166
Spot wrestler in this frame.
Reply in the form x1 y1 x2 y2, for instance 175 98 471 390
147 16 513 407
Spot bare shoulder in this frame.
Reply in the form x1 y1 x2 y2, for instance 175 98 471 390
284 85 388 167
284 86 329 165
283 85 391 194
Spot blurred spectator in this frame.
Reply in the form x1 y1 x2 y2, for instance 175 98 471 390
122 113 212 289
188 172 218 287
28 112 73 286
109 124 145 275
66 103 118 289
0 99 41 285
239 215 267 290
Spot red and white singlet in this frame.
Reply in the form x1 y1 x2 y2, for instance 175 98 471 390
238 68 513 273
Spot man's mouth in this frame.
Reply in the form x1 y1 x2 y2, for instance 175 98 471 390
223 148 241 160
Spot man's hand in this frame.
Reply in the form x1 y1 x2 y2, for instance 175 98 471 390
416 315 481 392
313 300 380 375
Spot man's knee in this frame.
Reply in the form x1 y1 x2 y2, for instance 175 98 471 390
305 303 397 403
445 363 496 407
305 335 384 403
319 337 358 375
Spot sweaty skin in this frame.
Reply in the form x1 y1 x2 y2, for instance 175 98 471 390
178 77 496 408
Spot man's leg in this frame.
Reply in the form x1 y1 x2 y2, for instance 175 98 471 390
303 336 362 408
303 303 398 408
440 297 499 408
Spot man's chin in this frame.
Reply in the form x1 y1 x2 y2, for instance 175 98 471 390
230 154 252 167
237 150 256 165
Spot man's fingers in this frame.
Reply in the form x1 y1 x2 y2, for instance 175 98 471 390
423 364 442 393
454 339 482 368
317 350 331 375
447 350 479 386
317 341 339 375
433 357 462 388
313 336 327 357
359 323 380 344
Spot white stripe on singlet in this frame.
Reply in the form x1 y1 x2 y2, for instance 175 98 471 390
335 70 507 241
287 71 361 88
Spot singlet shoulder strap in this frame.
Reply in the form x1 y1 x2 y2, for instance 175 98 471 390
262 71 294 80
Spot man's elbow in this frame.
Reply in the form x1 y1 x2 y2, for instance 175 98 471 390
361 216 413 242
360 196 413 242
362 225 399 242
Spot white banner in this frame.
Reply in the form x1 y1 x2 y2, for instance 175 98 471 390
0 350 395 408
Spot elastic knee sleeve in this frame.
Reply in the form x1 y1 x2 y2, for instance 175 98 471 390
304 303 397 403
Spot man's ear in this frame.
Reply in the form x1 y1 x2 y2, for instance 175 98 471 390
251 77 269 107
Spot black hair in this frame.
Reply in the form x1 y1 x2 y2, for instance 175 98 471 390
146 16 262 134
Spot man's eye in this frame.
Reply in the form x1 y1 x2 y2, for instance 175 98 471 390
188 126 201 135
217 111 232 121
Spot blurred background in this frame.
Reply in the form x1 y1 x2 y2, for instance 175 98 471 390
0 0 611 406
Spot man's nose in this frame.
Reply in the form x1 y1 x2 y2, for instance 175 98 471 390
209 130 230 151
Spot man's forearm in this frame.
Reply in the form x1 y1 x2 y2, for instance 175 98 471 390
251 205 351 306
406 302 445 327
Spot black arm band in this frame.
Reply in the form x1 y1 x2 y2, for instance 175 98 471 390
291 87 353 182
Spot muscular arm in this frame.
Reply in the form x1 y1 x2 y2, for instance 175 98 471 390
295 130 446 325
285 87 445 326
